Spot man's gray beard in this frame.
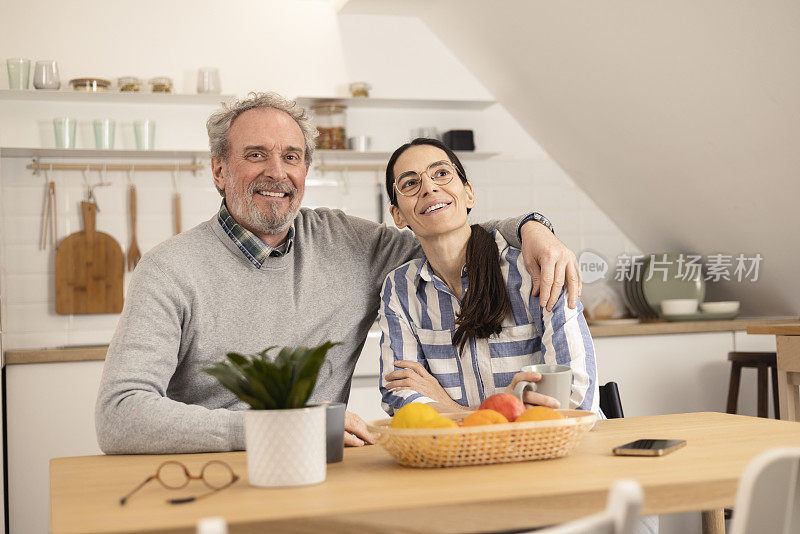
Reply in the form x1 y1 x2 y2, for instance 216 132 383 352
227 180 300 235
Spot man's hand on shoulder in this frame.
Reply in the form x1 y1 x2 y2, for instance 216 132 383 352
519 221 581 311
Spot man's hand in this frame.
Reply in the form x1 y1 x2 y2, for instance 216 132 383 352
519 221 581 311
385 360 460 410
505 371 560 409
344 411 375 447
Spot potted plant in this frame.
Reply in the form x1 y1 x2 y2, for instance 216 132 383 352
205 341 338 487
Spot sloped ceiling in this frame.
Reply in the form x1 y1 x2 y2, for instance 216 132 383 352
341 0 800 316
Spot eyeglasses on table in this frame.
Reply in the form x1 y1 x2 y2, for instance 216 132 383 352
120 460 239 505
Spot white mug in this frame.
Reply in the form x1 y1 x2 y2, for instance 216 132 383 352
513 364 572 408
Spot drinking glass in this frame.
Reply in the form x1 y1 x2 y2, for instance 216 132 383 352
134 120 155 150
53 118 77 148
197 67 221 94
93 119 115 149
6 58 30 89
33 60 60 90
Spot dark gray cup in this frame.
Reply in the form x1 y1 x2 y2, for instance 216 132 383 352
319 402 346 463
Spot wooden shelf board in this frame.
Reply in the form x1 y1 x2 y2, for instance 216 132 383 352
0 147 210 159
313 149 499 162
0 89 234 105
295 96 495 110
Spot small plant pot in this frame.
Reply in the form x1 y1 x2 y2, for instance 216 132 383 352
244 405 326 487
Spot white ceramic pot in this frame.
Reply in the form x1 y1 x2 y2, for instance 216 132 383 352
244 405 326 487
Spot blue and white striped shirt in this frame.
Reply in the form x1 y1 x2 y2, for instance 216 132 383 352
378 231 599 415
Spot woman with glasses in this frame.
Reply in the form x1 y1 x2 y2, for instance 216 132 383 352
378 138 600 415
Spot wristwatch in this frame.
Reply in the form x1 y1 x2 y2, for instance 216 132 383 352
518 212 555 240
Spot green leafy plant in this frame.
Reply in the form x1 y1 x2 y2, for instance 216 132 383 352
204 341 339 410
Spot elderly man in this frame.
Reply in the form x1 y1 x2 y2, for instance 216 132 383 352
95 92 581 453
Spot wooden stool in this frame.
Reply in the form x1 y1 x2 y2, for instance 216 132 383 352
726 352 780 418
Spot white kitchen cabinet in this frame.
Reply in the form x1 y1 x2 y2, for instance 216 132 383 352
5 360 105 534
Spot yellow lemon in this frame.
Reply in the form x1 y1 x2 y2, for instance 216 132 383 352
391 403 442 429
420 416 458 429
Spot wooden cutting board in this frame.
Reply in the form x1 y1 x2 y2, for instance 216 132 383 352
55 201 124 314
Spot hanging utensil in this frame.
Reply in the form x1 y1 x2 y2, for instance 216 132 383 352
172 166 182 235
39 171 57 250
126 183 142 271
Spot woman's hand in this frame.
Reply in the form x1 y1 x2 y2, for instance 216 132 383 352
384 360 461 410
505 371 560 409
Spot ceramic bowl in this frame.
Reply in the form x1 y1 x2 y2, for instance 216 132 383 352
700 301 740 314
661 298 699 316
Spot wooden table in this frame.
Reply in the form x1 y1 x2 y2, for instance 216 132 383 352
51 412 800 534
747 322 800 421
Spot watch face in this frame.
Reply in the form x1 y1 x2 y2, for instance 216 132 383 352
534 213 553 231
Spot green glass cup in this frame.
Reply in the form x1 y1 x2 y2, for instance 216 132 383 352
53 118 77 149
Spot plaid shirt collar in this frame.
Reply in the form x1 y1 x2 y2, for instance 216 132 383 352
217 201 294 268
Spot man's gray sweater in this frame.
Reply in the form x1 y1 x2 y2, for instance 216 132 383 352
95 207 523 453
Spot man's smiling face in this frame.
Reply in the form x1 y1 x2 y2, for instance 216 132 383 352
212 107 308 244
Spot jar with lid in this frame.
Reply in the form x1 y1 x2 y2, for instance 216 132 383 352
311 102 347 150
118 76 141 92
149 76 173 93
348 81 371 98
69 77 111 92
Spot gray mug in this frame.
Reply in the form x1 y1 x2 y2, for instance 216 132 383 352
513 364 572 409
318 402 345 463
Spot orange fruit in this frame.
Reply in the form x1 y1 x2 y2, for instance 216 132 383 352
515 406 565 422
460 409 509 427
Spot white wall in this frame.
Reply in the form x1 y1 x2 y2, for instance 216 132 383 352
0 0 636 351
341 0 800 316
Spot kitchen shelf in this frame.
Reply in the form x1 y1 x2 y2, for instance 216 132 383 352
0 89 234 105
295 96 495 110
0 147 210 159
314 149 498 161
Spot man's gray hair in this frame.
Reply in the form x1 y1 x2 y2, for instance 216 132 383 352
207 92 317 166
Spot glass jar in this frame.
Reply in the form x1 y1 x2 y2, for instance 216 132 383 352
118 76 141 92
348 81 371 98
69 77 111 92
311 102 347 150
149 76 173 93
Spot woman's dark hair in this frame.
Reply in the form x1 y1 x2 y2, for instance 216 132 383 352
386 138 511 352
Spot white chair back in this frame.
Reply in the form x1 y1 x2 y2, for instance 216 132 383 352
526 479 643 534
196 516 228 534
730 447 800 534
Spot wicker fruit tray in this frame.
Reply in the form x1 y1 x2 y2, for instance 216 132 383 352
367 409 596 468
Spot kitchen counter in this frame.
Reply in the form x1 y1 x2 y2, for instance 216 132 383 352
4 317 795 365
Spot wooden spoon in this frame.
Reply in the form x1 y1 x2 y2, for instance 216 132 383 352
126 184 141 271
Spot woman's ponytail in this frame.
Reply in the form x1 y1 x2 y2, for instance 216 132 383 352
452 225 511 352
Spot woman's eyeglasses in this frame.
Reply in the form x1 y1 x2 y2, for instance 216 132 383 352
394 160 460 198
120 460 239 505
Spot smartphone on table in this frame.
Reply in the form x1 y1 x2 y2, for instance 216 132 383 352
613 439 686 456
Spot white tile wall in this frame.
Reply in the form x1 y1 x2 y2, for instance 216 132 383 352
1 151 637 350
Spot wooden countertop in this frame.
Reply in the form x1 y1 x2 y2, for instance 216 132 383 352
5 317 795 366
747 322 800 336
588 316 796 337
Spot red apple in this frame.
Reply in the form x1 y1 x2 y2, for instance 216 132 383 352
479 393 525 422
